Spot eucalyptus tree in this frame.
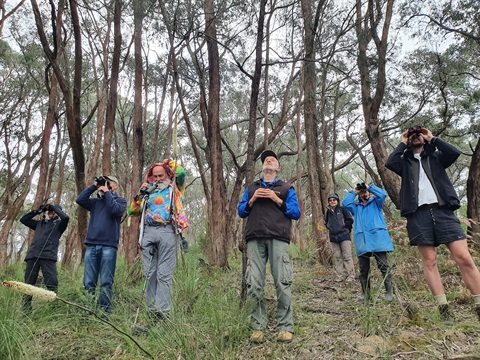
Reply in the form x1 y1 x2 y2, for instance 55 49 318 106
0 38 47 266
400 0 480 241
354 0 401 207
28 0 88 267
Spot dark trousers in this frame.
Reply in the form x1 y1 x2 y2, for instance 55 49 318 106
358 252 392 295
24 258 58 310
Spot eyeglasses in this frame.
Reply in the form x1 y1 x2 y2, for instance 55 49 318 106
328 199 337 202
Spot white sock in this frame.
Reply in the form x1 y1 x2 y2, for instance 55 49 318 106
472 294 480 306
434 294 448 306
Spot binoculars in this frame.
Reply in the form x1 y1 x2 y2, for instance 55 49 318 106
356 183 368 191
407 126 423 137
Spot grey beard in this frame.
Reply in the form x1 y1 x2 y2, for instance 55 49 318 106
156 180 171 190
263 168 277 175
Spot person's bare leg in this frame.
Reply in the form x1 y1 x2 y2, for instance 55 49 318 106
418 245 445 295
446 240 480 294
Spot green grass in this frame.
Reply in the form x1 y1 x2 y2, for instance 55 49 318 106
1 240 480 359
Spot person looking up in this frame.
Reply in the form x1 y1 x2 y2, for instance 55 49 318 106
238 150 301 343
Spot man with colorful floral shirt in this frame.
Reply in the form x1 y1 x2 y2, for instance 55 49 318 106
128 159 188 321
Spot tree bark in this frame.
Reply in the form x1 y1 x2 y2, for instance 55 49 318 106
204 0 228 267
31 0 87 268
467 139 480 244
122 0 145 264
301 0 330 264
354 0 400 207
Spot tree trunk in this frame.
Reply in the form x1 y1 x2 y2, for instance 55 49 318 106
31 0 87 268
301 0 330 264
467 139 480 244
102 0 121 175
204 0 228 267
355 0 400 207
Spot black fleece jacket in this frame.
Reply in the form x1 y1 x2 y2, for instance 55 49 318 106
385 137 461 216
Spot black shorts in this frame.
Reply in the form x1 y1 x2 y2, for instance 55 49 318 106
406 204 465 247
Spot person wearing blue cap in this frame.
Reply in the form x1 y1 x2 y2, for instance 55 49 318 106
238 149 301 343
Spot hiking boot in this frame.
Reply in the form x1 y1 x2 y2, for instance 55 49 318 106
250 330 265 343
438 304 454 322
475 306 480 321
152 311 169 323
384 292 393 302
132 323 149 336
277 330 293 343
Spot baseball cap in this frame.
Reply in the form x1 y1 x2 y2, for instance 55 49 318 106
260 150 278 163
105 175 119 185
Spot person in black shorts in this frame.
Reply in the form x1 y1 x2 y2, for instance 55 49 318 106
386 126 480 320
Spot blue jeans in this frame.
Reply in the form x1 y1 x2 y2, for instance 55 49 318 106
83 245 117 313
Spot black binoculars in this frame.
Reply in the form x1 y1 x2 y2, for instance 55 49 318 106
94 176 108 186
138 183 158 198
407 126 423 137
356 183 368 191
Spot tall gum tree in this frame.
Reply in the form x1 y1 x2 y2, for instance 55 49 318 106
354 0 400 207
300 0 330 264
30 0 87 268
203 0 228 267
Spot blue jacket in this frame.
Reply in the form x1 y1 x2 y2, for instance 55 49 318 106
76 185 127 248
342 184 394 256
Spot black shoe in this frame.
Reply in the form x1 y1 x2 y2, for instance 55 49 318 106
152 311 169 322
438 304 454 322
132 324 149 336
475 306 480 321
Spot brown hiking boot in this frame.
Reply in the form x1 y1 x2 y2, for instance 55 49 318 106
250 330 265 343
276 330 293 342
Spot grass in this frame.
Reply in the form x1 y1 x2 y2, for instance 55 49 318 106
1 240 480 359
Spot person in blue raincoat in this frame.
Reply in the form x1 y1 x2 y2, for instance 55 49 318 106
342 183 394 302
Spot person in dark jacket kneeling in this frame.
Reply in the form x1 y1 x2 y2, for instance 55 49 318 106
325 193 355 282
20 203 69 312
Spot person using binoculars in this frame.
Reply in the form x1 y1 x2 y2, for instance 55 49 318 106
20 203 69 312
128 160 188 322
386 126 480 321
342 183 394 302
76 175 127 315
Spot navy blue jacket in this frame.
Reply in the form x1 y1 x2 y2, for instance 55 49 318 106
76 185 127 248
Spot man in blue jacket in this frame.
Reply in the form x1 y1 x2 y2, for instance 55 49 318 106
76 175 127 315
238 150 301 343
342 183 394 302
386 126 480 320
20 204 69 312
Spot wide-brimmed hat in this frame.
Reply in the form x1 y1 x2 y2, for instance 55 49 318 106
260 150 278 163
